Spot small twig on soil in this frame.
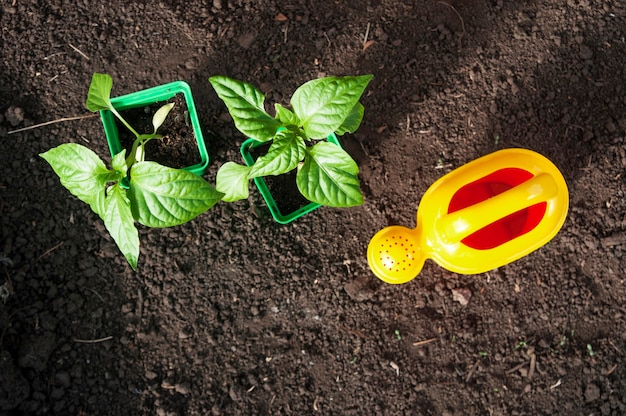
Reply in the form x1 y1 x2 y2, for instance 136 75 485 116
337 323 368 339
606 363 618 376
137 289 144 319
506 362 527 374
74 336 113 343
608 339 623 355
465 359 480 382
69 43 90 60
527 350 536 379
438 1 466 47
34 241 64 264
549 379 562 389
78 284 105 303
358 139 369 156
412 337 437 347
602 232 626 247
363 22 372 50
324 32 331 49
564 124 586 141
8 114 98 135
43 52 66 60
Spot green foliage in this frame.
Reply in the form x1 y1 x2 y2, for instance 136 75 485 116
208 75 280 141
40 73 223 270
209 74 373 208
129 162 223 227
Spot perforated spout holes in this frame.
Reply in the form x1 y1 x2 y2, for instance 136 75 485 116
378 235 416 273
367 226 425 284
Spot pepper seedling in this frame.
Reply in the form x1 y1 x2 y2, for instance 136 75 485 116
209 74 373 207
40 73 223 270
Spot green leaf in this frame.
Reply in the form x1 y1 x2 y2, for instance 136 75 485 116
152 102 174 133
85 73 114 112
111 149 128 179
129 162 224 227
209 75 280 141
103 184 140 270
297 142 363 207
40 143 115 217
248 130 305 178
291 75 373 139
275 104 300 126
215 162 252 202
335 102 364 136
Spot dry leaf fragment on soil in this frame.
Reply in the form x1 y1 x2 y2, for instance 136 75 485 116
363 40 375 51
452 287 472 305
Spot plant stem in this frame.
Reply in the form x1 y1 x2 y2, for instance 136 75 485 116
126 134 162 167
109 106 141 138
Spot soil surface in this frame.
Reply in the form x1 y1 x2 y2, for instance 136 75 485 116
1 1 626 415
115 94 203 170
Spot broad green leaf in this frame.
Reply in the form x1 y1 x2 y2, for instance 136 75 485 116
215 162 252 202
103 184 139 270
40 143 115 217
111 149 128 180
152 102 174 133
291 75 373 139
248 130 305 178
128 162 223 227
209 76 280 141
86 73 114 112
335 102 364 136
275 104 300 126
297 142 363 207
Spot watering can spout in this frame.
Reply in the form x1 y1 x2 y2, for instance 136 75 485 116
367 226 426 284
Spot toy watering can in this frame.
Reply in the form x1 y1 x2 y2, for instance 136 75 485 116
367 148 568 284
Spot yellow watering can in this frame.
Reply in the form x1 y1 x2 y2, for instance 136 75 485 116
367 148 569 284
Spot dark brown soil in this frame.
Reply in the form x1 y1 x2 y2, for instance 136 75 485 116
116 94 202 169
2 1 626 415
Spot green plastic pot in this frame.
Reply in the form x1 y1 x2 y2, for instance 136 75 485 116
100 81 209 177
240 133 340 224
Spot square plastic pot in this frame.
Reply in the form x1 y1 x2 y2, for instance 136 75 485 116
240 133 340 224
100 81 209 176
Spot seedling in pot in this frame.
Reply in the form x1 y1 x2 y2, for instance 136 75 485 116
209 74 373 208
40 73 223 270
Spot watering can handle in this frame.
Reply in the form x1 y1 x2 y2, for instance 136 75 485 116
436 173 558 243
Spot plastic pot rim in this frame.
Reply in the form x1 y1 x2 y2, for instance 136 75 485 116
100 80 209 177
240 133 340 224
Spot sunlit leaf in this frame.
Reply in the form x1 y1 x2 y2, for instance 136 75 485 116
248 130 305 178
297 141 363 207
110 149 128 180
103 184 139 270
215 162 251 202
129 162 223 227
335 102 364 136
291 75 373 139
275 103 300 126
85 73 114 112
209 75 280 141
40 143 115 217
152 102 175 133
